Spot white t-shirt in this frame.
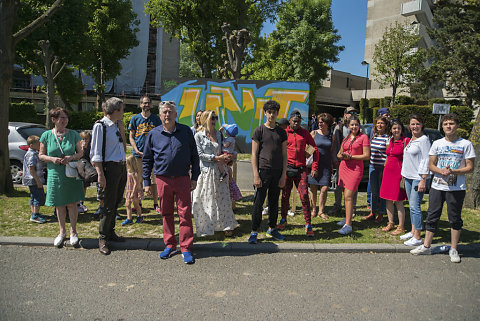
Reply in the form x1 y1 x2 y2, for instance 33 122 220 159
429 137 476 191
401 134 431 180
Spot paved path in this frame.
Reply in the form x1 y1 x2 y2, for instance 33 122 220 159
1 245 479 321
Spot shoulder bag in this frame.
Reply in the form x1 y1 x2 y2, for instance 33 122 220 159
53 129 80 180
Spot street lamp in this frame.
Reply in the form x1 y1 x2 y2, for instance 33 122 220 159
361 60 369 123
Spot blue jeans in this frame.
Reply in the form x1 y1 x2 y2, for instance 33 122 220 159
28 185 45 207
369 165 385 214
404 178 426 230
367 177 371 206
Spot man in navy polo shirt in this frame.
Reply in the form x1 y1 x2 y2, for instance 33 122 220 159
143 101 200 264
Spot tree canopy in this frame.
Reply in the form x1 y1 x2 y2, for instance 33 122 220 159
146 0 280 78
247 0 343 111
372 21 425 106
81 0 139 108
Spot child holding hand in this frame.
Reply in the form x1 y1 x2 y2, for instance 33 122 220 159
121 155 144 225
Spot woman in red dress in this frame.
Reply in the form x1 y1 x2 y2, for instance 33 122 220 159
336 116 370 235
380 119 409 235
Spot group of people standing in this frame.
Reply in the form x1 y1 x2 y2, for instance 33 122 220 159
25 95 475 265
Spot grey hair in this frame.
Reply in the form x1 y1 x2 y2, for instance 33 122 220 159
159 101 177 113
104 97 124 115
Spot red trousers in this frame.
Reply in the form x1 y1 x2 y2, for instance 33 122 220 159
281 168 311 225
155 176 194 252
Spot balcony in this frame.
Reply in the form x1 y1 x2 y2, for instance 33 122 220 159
401 0 434 28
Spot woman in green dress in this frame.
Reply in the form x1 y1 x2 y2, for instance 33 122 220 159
39 108 84 247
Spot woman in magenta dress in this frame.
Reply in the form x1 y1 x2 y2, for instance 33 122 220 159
336 116 370 235
380 119 409 235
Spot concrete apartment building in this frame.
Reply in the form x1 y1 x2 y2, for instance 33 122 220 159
315 0 438 115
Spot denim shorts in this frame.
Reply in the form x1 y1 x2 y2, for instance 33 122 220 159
28 185 45 207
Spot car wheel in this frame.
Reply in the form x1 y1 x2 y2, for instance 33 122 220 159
10 160 23 184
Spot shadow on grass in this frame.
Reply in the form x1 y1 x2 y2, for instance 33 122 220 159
5 189 30 198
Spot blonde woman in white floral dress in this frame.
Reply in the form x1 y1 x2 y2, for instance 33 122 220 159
192 111 239 237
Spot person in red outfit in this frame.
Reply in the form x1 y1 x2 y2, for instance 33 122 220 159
336 116 370 235
278 110 319 237
380 119 409 236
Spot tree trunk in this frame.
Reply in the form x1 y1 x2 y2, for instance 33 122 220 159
0 0 65 194
464 112 480 209
0 1 19 194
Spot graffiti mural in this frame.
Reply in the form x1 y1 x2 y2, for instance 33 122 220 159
161 79 310 152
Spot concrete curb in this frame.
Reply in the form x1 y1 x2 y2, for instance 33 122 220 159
1 236 479 255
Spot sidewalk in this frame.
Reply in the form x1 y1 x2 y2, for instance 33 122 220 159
1 236 479 255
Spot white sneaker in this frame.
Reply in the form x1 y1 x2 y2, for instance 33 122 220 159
337 217 346 226
77 204 87 213
400 232 413 240
338 224 352 235
70 234 79 246
404 237 423 247
262 207 269 215
287 209 295 217
449 248 461 263
54 234 65 247
410 244 431 255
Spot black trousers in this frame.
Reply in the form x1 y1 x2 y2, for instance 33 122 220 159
99 161 127 239
252 168 282 231
426 188 465 232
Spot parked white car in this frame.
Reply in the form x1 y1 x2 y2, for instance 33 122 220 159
8 122 47 184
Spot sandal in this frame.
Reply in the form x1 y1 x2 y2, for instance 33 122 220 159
381 222 395 232
311 210 318 218
319 213 329 221
362 212 375 221
391 226 405 236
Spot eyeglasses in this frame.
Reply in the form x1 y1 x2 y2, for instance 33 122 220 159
160 100 176 107
116 131 123 143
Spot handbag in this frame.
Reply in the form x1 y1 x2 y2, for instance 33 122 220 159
77 158 98 183
53 129 81 180
305 144 315 159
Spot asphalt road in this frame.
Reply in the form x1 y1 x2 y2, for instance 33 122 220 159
1 245 479 321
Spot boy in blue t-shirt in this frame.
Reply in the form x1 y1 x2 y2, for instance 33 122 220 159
22 135 47 223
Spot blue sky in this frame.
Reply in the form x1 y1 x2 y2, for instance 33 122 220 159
261 0 368 77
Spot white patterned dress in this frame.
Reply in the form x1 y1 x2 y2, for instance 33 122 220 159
192 131 239 236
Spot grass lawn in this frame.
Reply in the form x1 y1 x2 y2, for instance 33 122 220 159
1 186 479 245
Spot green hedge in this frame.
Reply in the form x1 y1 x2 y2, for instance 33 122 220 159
9 102 38 123
67 111 104 130
371 105 474 138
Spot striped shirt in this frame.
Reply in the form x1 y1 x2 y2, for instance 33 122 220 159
370 134 389 166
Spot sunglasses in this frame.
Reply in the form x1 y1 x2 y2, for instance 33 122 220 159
347 111 358 115
160 100 176 106
116 131 123 143
211 115 218 120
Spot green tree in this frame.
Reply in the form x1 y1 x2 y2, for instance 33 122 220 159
146 0 279 78
426 2 480 209
0 0 65 194
15 0 89 127
372 21 425 106
82 0 139 109
247 0 343 113
179 41 202 78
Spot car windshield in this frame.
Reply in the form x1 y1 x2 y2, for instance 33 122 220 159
17 126 46 140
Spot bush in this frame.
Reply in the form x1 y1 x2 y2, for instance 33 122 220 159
450 106 474 131
68 111 103 130
383 96 392 107
395 95 415 105
456 128 469 139
123 112 135 131
368 98 381 108
9 102 38 123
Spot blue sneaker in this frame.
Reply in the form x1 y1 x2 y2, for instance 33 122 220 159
93 206 102 217
135 216 143 224
121 219 133 226
266 228 285 241
277 218 287 230
159 247 178 259
30 214 46 224
182 251 195 264
306 224 314 237
248 232 258 244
